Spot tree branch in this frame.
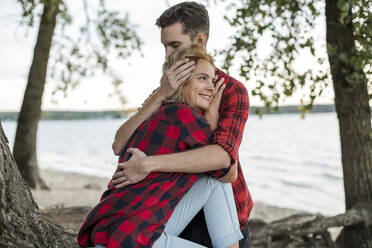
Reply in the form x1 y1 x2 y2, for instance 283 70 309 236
250 205 372 247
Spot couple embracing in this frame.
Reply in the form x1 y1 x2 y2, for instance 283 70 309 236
78 2 253 248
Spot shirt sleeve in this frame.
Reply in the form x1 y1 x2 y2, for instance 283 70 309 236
177 104 230 178
212 80 249 166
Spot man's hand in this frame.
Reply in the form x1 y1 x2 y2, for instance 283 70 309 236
205 78 225 131
219 161 238 183
111 148 150 189
158 59 195 99
112 59 195 156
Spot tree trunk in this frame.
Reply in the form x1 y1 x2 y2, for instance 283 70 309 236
326 0 372 247
13 1 59 189
0 120 78 247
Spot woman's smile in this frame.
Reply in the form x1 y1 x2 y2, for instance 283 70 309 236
199 94 211 101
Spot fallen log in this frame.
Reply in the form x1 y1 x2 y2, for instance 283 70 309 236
249 204 372 247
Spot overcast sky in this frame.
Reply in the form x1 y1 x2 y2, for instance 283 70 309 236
0 0 333 111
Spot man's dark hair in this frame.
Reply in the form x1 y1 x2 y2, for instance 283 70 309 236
156 2 209 41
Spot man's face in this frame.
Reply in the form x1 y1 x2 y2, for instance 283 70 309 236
161 22 194 58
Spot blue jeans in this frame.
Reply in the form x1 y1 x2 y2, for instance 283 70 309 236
152 175 243 248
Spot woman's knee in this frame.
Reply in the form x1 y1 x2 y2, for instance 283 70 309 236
201 176 233 193
197 175 225 187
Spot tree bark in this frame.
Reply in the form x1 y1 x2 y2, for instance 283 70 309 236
13 1 59 189
326 0 372 247
0 120 78 247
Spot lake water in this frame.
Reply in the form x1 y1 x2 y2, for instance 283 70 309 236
2 112 345 215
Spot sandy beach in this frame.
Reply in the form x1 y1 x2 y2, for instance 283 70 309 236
32 169 304 231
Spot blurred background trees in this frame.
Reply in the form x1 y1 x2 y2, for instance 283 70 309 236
13 0 142 189
216 0 371 247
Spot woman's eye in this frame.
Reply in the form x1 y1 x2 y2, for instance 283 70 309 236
199 76 207 80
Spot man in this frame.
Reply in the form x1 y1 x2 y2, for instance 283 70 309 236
111 2 253 247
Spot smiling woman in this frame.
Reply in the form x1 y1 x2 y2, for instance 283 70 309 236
163 44 216 111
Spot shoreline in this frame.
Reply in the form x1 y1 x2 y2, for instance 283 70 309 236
32 169 305 224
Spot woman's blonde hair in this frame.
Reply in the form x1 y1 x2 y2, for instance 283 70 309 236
163 45 216 104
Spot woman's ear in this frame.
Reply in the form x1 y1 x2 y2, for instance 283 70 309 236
193 33 207 49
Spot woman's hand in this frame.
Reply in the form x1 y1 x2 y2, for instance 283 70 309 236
111 148 150 188
204 78 226 131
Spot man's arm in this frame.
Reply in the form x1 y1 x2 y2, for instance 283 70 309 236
147 144 230 173
111 79 231 188
112 89 164 155
111 144 231 188
219 162 238 183
111 75 249 188
112 59 196 155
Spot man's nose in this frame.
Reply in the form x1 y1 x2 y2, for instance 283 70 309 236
165 47 174 58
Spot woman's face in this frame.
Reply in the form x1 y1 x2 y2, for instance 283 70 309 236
182 59 216 111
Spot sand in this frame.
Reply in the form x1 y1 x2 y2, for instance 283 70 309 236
32 169 109 209
32 169 304 231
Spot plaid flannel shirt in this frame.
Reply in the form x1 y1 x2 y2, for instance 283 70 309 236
214 68 253 228
78 103 227 248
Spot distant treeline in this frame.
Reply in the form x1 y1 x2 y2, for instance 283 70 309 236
0 110 131 121
251 104 336 115
1 104 336 121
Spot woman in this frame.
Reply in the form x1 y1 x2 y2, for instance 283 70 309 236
78 45 242 248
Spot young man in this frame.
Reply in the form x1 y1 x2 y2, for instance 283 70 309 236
111 2 253 247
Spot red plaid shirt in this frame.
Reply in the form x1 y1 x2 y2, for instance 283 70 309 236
214 68 253 228
78 103 227 248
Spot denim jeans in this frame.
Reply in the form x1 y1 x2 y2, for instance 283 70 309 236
180 211 251 248
152 175 243 248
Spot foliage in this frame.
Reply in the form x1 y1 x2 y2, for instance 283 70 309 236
335 0 371 87
16 0 142 104
215 0 371 114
